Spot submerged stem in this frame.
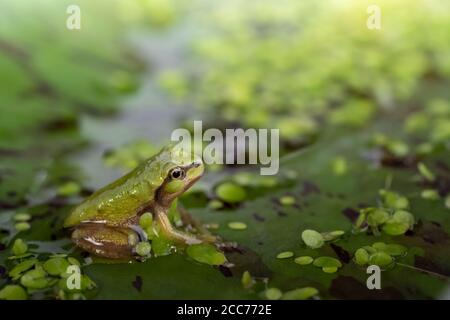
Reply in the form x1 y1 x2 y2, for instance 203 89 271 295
396 262 449 280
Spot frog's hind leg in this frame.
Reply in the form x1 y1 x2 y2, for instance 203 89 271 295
71 224 140 260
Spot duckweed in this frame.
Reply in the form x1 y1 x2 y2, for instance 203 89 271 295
0 285 27 300
228 221 247 230
321 230 345 241
279 195 295 206
187 243 226 266
384 244 407 256
139 212 153 229
313 256 342 269
277 251 294 259
216 182 247 203
241 271 254 289
13 213 31 222
15 222 30 232
208 199 224 210
369 252 393 267
294 256 314 265
355 242 407 267
151 237 173 256
282 287 318 300
67 257 81 267
354 248 370 266
20 269 52 289
12 239 28 256
418 162 435 182
322 266 338 273
135 242 152 257
332 156 348 176
379 190 409 210
265 288 282 300
9 259 38 280
301 229 324 249
382 210 414 236
43 258 70 276
421 189 439 200
57 181 81 196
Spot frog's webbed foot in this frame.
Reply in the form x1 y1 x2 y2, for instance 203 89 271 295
71 223 141 260
178 207 220 244
155 211 211 245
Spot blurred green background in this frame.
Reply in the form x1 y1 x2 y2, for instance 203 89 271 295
0 0 449 300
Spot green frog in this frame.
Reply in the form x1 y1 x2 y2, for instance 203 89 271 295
64 144 211 259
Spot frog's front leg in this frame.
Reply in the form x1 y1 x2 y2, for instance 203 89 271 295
154 209 204 245
71 223 142 259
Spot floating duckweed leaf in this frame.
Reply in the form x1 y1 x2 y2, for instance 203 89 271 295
301 230 324 249
321 230 345 241
15 222 30 232
369 252 393 267
279 195 295 206
186 243 226 266
13 213 31 222
139 212 153 229
135 242 151 257
382 221 409 236
151 237 173 257
0 285 28 300
313 256 342 268
265 288 282 300
228 221 247 230
418 162 435 182
379 189 409 210
9 259 38 280
332 156 348 176
372 242 387 251
366 208 390 227
384 244 407 256
294 256 314 265
322 266 338 273
20 269 52 289
277 251 294 259
382 210 414 236
215 182 247 203
387 140 410 157
80 275 97 291
43 258 70 276
208 199 224 210
354 248 370 265
67 257 80 267
363 246 377 254
241 271 254 289
57 182 81 197
12 239 28 256
281 287 318 300
421 189 439 200
355 212 367 229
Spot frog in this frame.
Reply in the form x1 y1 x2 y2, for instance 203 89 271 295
64 144 213 260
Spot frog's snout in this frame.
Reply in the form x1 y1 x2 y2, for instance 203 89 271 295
192 160 202 168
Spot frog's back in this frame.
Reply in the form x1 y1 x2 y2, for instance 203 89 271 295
64 161 163 227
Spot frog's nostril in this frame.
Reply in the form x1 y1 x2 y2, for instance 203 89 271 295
192 160 201 168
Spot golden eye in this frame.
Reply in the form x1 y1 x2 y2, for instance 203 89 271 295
169 167 185 180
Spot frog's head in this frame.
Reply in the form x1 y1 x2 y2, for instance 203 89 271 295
154 144 204 207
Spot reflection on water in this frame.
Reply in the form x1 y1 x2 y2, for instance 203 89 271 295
72 28 193 189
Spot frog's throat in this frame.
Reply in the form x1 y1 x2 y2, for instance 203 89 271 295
155 173 202 208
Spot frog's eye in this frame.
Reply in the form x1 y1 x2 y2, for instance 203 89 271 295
169 167 185 180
